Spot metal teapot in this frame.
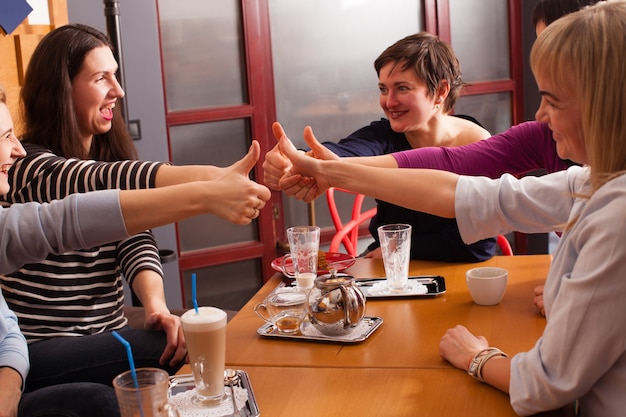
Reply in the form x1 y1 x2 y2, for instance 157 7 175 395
307 269 366 335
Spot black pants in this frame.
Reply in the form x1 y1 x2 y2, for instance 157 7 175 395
25 326 184 392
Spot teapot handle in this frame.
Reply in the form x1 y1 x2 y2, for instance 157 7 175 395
339 284 364 327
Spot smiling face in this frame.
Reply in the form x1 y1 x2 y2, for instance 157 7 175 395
70 46 124 148
534 72 586 164
378 62 442 135
0 103 26 195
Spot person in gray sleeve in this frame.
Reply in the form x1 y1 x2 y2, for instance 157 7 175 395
0 87 269 416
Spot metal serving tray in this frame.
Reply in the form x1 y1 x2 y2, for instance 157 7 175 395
169 370 260 417
356 275 446 298
257 316 383 343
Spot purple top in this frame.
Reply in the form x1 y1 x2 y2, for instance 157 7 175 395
392 121 574 176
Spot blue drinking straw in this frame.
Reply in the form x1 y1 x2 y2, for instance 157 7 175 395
112 331 138 387
112 331 145 417
192 273 199 314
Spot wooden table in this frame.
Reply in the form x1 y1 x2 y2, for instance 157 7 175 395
226 256 550 369
179 255 575 416
230 366 573 417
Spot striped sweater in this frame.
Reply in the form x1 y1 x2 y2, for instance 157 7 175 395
1 144 166 342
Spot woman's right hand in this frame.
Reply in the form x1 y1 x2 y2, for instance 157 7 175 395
276 124 339 202
533 285 546 316
0 367 22 417
439 325 488 372
207 141 271 224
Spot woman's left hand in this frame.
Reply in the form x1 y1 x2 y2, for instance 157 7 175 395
144 312 187 367
439 325 488 371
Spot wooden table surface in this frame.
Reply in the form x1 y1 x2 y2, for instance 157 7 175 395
230 366 574 417
178 255 575 416
226 255 550 369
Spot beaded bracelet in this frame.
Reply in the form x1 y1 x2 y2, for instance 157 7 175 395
467 347 508 382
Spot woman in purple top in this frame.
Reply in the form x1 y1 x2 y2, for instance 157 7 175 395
267 0 600 316
392 121 574 176
265 32 495 263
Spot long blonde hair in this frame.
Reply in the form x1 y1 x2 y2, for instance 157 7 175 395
531 0 626 192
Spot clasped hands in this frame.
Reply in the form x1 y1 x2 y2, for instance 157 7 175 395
263 122 337 203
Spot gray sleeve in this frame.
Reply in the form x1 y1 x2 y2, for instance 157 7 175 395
0 190 129 275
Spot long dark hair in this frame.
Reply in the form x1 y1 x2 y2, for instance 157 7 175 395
20 24 136 161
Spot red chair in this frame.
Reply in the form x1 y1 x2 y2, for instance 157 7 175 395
326 188 377 256
327 187 514 257
497 234 514 256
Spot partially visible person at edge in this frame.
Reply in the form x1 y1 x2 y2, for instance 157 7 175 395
268 0 605 317
0 86 269 416
263 32 495 263
276 2 626 415
0 23 265 393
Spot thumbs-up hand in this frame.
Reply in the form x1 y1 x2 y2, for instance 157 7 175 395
208 141 271 224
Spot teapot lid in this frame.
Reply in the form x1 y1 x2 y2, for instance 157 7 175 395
315 269 354 288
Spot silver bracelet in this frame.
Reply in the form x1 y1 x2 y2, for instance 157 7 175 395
467 347 508 382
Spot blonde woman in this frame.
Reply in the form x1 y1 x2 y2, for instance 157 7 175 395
276 2 626 415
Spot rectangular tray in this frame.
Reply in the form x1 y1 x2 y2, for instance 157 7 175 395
169 370 260 417
356 275 446 298
257 316 383 343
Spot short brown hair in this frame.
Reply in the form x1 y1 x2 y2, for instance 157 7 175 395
374 32 464 113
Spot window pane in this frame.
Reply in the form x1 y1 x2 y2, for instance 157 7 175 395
169 119 257 251
455 93 512 135
269 0 422 228
449 0 509 81
157 0 247 111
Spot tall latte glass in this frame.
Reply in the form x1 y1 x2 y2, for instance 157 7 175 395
180 306 227 406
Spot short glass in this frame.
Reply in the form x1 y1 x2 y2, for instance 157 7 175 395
113 367 181 417
254 286 308 334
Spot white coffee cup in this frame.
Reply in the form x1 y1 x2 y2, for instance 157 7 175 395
466 267 508 306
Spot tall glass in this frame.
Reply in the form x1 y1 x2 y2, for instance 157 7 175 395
282 226 320 290
378 224 412 292
180 307 227 406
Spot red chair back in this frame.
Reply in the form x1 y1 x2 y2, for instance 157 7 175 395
326 187 377 256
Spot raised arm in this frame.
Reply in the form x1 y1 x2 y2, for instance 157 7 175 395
5 143 257 205
392 121 569 176
0 142 270 275
154 159 247 187
277 134 458 217
120 141 270 233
